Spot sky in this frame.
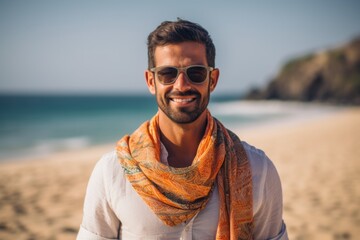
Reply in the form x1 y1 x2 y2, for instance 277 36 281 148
1 0 360 95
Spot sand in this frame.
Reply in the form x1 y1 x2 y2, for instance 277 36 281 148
0 106 359 240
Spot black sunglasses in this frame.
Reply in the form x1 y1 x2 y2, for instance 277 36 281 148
150 65 214 85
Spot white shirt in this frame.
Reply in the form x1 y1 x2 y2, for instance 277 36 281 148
77 141 288 240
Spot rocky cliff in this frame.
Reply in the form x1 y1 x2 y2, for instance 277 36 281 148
246 36 360 104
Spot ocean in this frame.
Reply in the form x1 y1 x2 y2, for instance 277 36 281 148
0 94 334 161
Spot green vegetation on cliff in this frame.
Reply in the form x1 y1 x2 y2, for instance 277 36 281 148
247 36 360 105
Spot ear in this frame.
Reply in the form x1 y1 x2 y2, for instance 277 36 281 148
145 70 156 95
209 68 219 92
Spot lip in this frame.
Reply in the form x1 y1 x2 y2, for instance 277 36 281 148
169 96 197 106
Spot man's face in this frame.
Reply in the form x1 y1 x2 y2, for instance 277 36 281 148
146 42 218 124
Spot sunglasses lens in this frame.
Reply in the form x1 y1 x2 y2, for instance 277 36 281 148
154 66 210 84
157 67 178 84
187 66 208 83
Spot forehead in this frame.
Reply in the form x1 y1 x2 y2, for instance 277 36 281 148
154 42 207 66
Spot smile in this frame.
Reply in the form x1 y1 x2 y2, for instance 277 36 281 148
170 98 196 103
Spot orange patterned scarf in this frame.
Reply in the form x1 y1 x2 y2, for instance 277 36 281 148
116 110 253 239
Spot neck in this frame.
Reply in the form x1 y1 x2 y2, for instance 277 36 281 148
158 111 208 168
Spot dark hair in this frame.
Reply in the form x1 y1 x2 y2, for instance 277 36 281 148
147 18 216 69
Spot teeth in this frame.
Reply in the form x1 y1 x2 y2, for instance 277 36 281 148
172 98 193 103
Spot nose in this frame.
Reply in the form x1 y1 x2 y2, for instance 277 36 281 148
173 70 192 91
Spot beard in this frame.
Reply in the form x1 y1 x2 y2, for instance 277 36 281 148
155 84 210 124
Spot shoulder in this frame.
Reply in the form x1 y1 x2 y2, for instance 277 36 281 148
90 150 126 196
240 141 288 239
241 141 268 187
241 141 282 213
241 141 277 179
227 130 280 198
241 141 266 159
93 150 122 177
97 150 121 170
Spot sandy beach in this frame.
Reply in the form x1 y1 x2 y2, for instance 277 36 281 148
0 106 359 240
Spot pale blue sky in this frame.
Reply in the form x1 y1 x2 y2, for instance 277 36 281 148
1 0 359 95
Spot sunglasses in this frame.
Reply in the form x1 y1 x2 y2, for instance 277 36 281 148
150 65 214 85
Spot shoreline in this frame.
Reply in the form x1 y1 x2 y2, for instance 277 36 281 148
1 100 344 164
0 106 359 239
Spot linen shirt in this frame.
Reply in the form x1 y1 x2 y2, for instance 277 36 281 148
77 141 288 240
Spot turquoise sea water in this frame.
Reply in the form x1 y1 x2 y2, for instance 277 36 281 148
0 94 331 160
0 95 153 160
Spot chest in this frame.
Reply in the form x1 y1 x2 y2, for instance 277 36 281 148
111 179 220 239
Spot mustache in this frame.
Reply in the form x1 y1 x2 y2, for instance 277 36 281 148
166 90 200 98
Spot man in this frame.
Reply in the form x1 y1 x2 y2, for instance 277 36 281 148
77 19 288 240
